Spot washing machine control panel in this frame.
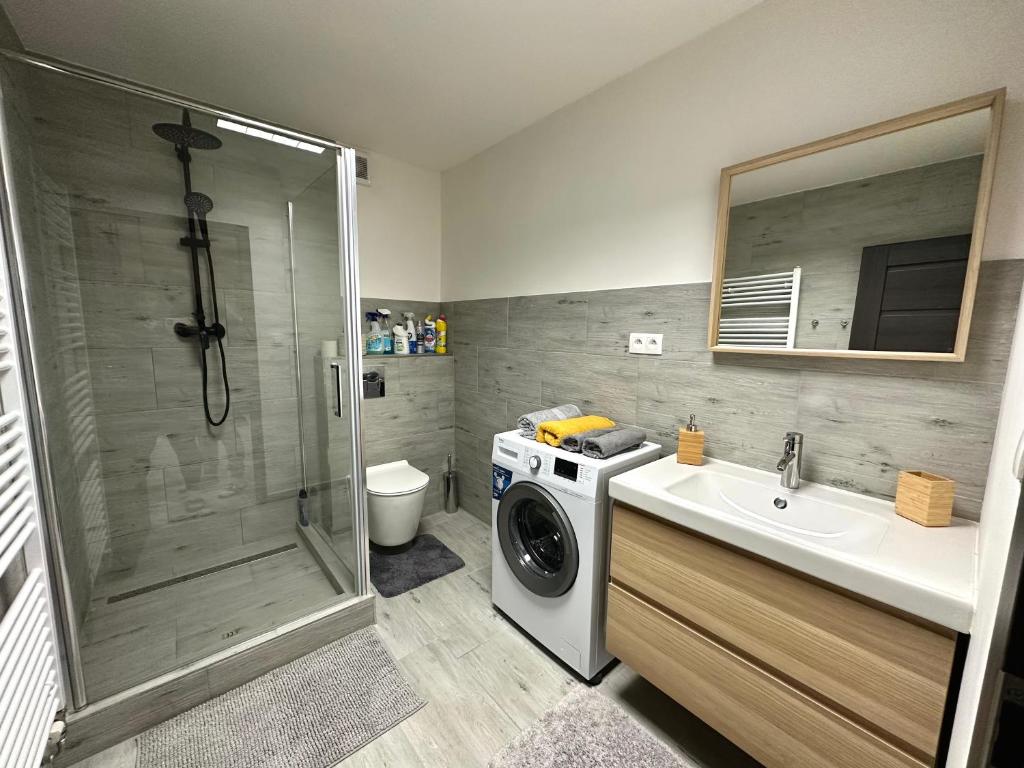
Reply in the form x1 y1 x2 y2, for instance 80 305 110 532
494 436 599 498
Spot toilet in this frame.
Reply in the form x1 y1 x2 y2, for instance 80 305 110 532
366 460 430 547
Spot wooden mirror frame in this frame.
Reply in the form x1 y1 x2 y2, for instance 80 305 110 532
707 89 1006 362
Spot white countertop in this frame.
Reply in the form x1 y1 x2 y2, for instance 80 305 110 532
609 456 978 633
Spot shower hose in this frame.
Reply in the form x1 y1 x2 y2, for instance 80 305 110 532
198 240 230 427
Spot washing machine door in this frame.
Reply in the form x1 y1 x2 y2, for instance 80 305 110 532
497 481 579 597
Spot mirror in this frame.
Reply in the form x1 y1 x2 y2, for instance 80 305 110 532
709 90 1004 361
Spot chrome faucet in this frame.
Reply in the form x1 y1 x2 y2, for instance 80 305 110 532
776 432 803 490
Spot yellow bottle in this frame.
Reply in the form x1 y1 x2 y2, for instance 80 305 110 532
436 313 448 354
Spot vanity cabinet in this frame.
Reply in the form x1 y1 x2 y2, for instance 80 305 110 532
606 503 959 768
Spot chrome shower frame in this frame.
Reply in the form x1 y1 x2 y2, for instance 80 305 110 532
0 48 370 716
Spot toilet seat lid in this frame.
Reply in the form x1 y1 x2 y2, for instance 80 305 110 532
366 460 429 496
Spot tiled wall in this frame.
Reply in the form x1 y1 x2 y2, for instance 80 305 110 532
360 298 454 515
444 259 1024 524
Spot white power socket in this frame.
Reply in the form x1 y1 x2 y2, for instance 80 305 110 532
628 332 663 355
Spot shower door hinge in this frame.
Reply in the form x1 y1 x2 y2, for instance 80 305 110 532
41 715 67 764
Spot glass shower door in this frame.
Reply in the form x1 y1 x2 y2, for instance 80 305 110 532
0 51 367 707
290 162 364 594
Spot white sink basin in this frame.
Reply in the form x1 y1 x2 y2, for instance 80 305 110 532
665 462 890 555
608 455 979 632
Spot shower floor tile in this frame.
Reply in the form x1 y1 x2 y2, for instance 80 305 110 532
80 529 343 701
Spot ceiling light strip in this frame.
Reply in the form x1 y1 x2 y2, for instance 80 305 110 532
216 118 325 154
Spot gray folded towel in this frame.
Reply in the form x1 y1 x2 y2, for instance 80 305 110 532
517 404 582 438
561 427 618 453
581 427 647 460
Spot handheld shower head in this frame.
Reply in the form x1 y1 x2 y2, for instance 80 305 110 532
184 191 214 216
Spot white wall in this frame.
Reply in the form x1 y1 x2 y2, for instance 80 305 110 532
949 283 1024 764
357 150 441 301
441 0 1024 300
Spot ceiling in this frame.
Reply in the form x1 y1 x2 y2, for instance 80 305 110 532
3 0 760 170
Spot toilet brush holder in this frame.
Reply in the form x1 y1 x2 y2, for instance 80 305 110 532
444 453 459 514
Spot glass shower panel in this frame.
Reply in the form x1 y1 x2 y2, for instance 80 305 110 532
0 55 357 703
290 168 360 592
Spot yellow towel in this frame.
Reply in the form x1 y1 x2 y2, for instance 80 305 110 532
535 415 615 447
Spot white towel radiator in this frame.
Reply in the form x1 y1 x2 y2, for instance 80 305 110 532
717 267 802 349
0 235 66 764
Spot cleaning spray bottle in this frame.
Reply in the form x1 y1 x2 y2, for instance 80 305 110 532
365 312 383 355
436 313 448 355
423 315 437 353
403 312 418 354
377 308 394 354
393 323 410 354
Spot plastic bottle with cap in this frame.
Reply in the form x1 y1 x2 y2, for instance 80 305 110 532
436 314 448 354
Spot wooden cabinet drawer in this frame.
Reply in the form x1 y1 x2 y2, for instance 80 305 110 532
607 584 926 768
610 504 955 761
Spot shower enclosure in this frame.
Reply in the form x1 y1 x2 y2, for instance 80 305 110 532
0 47 369 732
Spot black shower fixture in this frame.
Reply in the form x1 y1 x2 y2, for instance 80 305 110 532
153 109 230 427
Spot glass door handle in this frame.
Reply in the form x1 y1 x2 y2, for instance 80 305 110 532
330 361 343 418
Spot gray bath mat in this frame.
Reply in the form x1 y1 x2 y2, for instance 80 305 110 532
138 627 425 768
489 688 692 768
370 533 465 597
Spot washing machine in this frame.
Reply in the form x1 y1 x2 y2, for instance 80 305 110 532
490 430 661 680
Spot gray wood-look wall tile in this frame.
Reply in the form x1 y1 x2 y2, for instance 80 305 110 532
362 389 452 442
637 358 799 467
508 294 588 350
398 355 454 391
451 341 479 389
444 298 509 347
95 406 237 476
478 347 541 402
86 348 158 414
585 283 711 361
796 371 1000 518
448 260 1020 525
541 351 639 426
79 281 194 348
455 382 509 440
152 344 296 407
100 471 168 538
233 398 300 456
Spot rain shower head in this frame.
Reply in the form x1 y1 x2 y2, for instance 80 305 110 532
152 108 222 150
184 191 214 216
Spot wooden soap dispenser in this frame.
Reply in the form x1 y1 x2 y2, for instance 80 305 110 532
677 413 704 466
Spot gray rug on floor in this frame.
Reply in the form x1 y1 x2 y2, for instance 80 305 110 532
370 533 465 597
137 627 425 768
489 688 692 768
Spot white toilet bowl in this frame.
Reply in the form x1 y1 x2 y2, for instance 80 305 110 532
366 460 430 547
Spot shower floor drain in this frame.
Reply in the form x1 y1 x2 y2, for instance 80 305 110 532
106 543 299 604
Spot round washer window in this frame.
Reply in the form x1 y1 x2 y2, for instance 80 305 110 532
497 481 578 597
